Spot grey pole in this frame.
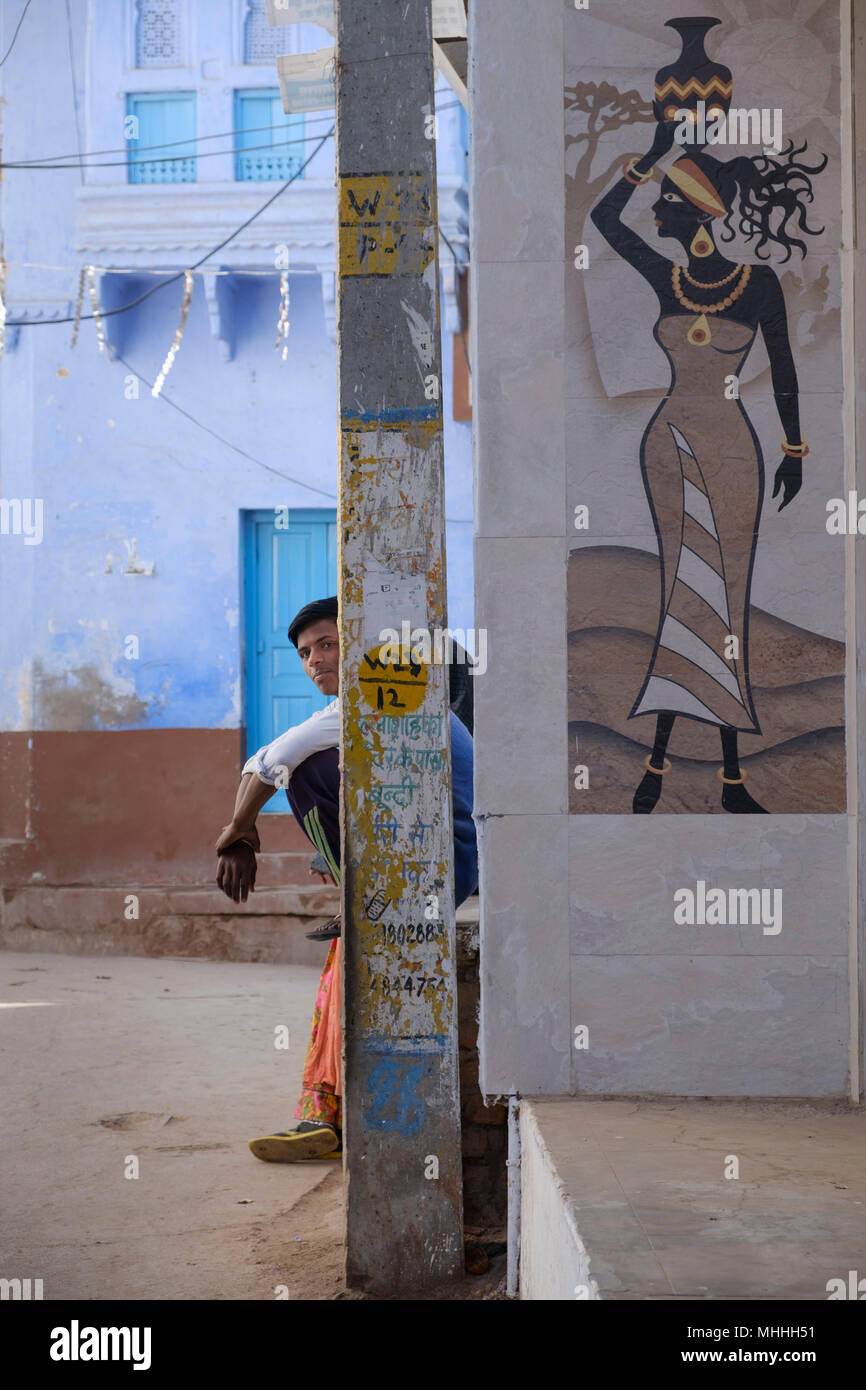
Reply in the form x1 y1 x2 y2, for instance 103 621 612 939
335 0 464 1292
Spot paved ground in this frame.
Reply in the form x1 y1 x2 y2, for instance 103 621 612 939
0 949 344 1301
529 1096 866 1299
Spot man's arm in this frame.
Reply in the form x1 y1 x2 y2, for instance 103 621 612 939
217 699 339 852
215 699 340 903
214 774 275 903
215 772 275 855
242 698 340 786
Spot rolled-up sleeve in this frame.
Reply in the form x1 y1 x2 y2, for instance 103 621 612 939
242 699 340 786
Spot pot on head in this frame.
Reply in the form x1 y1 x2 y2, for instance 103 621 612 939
653 16 732 144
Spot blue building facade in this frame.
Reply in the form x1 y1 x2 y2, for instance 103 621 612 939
0 0 472 939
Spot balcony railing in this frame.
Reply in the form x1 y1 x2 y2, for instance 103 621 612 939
129 156 197 185
235 151 305 182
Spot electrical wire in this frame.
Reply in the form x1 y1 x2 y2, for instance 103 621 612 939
114 353 338 500
2 131 333 172
0 111 336 166
5 128 334 328
113 350 471 520
439 226 467 268
64 0 85 189
0 100 460 168
0 0 32 67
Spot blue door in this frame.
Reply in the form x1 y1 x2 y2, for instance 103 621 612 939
243 508 338 813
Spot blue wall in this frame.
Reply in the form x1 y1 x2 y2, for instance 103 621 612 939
0 0 473 734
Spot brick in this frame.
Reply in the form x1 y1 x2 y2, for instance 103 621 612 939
464 1093 507 1127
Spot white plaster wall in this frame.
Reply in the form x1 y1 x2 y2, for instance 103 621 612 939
471 0 856 1100
471 0 571 1096
518 1100 598 1302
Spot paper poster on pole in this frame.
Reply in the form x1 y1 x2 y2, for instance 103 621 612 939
432 1 467 38
276 49 335 113
363 560 427 651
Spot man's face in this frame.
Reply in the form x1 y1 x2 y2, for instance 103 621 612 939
296 619 340 697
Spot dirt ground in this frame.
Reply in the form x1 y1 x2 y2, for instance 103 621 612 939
249 1166 508 1299
1 950 507 1302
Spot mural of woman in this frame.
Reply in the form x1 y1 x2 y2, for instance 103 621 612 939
590 113 826 814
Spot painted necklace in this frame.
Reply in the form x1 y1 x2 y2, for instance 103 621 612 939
683 264 742 290
672 263 751 346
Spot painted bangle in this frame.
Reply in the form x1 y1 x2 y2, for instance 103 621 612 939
622 157 652 185
781 438 809 457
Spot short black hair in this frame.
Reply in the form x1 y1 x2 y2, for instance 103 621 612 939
288 595 339 648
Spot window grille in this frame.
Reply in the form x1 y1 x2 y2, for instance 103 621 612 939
135 0 183 68
243 0 288 64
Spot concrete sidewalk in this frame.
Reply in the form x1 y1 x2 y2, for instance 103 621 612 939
0 949 341 1300
520 1097 866 1300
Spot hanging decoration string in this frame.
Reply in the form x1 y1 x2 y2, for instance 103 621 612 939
152 270 194 399
70 266 87 349
275 270 290 361
86 266 106 353
0 256 7 363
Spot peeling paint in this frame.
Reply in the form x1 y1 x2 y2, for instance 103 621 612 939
399 299 435 369
216 674 242 731
341 431 456 1045
32 661 148 731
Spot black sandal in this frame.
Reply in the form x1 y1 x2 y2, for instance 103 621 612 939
305 913 341 942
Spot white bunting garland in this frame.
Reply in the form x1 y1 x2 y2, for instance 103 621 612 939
275 270 290 360
86 265 106 354
152 270 194 398
69 267 87 349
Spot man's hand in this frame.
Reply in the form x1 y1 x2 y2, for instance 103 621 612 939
216 820 261 855
217 842 257 903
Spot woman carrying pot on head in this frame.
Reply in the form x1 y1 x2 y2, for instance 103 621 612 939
590 118 826 814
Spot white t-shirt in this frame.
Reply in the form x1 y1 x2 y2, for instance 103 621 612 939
242 698 340 787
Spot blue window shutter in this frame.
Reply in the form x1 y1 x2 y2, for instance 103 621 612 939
126 92 196 184
243 509 338 813
234 89 305 182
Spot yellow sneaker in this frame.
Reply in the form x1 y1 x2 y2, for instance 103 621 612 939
248 1122 341 1162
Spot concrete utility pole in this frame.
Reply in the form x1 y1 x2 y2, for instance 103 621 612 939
335 0 463 1292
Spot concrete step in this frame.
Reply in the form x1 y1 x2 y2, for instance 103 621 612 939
0 883 339 965
519 1096 866 1300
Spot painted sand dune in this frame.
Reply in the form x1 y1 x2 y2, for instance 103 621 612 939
568 546 845 814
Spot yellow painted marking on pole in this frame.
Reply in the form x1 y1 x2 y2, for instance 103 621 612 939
339 173 434 277
359 646 427 713
342 417 440 440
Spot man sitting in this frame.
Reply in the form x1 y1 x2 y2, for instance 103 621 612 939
215 595 478 1161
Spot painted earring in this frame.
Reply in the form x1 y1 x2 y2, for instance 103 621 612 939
690 224 715 258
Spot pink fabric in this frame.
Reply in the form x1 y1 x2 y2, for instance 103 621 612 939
293 938 343 1128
